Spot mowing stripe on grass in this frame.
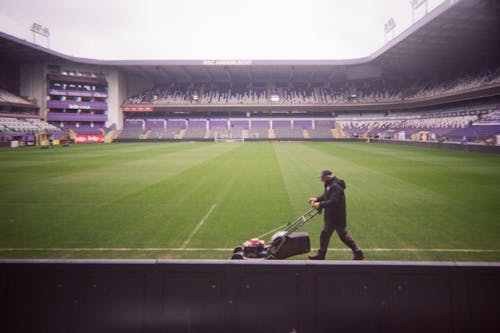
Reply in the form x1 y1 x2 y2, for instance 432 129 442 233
0 247 499 253
181 204 217 249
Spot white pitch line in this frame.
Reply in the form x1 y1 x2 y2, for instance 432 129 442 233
0 247 230 252
363 248 500 253
181 204 217 249
0 247 499 253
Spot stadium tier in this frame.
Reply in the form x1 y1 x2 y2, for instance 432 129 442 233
0 89 36 106
117 106 500 143
0 88 62 146
116 66 500 144
45 70 108 134
122 67 500 107
0 117 60 146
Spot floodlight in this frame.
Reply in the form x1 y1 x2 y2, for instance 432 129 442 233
410 0 428 23
384 17 397 42
30 22 50 47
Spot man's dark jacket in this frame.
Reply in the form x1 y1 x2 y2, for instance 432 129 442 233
316 177 347 227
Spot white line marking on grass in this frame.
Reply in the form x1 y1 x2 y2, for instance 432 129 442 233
0 247 230 252
363 248 500 253
181 204 217 249
0 247 499 253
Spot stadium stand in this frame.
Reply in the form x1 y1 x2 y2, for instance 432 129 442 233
271 120 302 139
165 120 185 139
0 118 59 134
119 127 144 139
308 120 336 139
247 127 268 140
0 0 498 148
229 127 244 139
336 113 500 142
0 89 34 106
246 120 269 140
477 110 500 124
308 126 333 139
149 128 166 139
123 67 500 107
274 127 304 139
183 127 206 139
183 120 207 139
116 109 500 144
209 119 229 139
0 117 61 146
44 70 109 136
118 119 144 139
144 119 166 139
0 117 60 135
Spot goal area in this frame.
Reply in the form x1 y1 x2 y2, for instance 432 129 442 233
214 131 245 143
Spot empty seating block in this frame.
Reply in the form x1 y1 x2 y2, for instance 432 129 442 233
248 127 269 139
119 128 144 139
309 127 333 139
184 127 206 139
274 128 304 139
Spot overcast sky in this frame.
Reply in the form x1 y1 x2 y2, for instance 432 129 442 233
0 0 445 60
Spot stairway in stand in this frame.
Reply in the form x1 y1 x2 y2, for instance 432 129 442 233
332 123 345 139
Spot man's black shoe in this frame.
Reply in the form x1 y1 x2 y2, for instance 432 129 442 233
353 249 364 260
308 252 326 260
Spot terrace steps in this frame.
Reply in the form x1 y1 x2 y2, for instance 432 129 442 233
198 86 205 104
104 129 120 143
332 124 344 139
177 129 186 139
314 88 324 103
365 122 379 138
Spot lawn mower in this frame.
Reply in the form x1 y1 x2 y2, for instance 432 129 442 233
231 207 322 260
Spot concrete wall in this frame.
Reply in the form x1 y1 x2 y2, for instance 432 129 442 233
20 63 46 118
1 260 499 333
106 70 127 130
106 72 153 130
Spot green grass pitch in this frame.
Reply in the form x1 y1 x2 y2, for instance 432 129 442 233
0 141 499 261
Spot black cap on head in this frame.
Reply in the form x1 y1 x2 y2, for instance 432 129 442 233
320 169 333 178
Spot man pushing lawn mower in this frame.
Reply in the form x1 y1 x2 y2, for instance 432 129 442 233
308 169 364 260
231 169 363 260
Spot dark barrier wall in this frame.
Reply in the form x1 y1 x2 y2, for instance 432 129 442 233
1 260 499 333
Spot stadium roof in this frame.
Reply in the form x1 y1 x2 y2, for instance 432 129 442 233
0 0 499 84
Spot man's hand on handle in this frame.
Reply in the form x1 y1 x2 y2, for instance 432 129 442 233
308 197 317 204
311 202 321 210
